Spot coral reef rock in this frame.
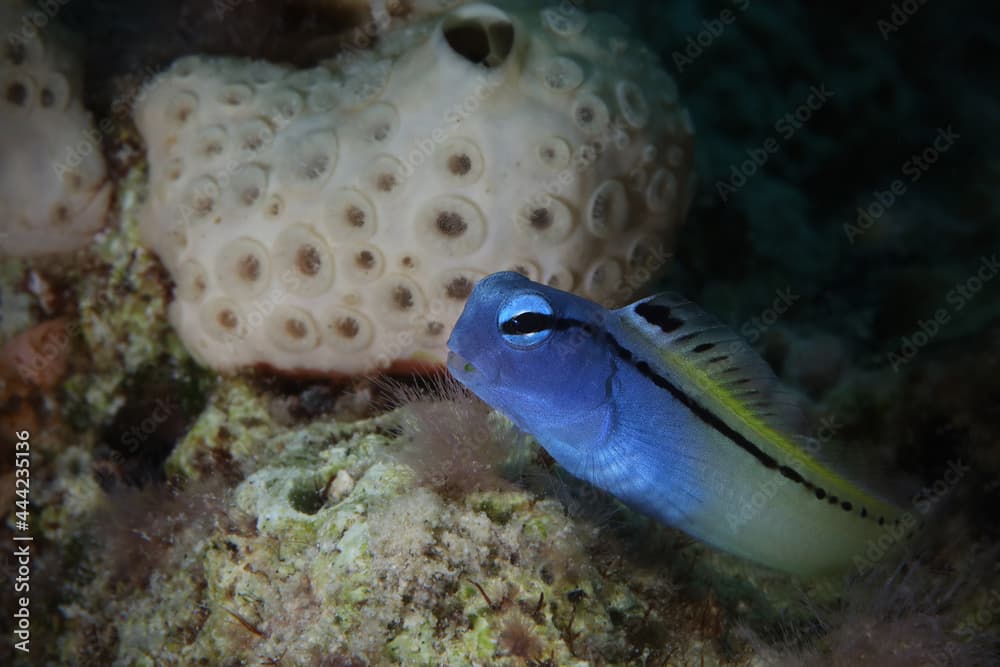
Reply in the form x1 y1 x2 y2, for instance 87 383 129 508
134 0 695 375
53 378 736 666
0 0 111 257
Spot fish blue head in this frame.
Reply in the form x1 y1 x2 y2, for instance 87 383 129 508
446 271 615 444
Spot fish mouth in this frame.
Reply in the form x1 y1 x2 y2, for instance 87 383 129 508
446 350 477 378
447 350 498 390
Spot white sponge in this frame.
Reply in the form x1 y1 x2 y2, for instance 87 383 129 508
135 1 695 374
0 0 111 257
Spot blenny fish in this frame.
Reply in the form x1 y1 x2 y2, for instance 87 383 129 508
447 271 905 576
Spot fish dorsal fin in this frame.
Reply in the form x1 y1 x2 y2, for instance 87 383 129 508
613 292 903 520
615 292 810 441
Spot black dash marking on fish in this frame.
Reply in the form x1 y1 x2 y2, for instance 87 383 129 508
692 342 715 353
635 302 685 333
779 466 803 483
860 507 868 518
707 355 729 364
501 312 556 335
674 332 700 344
551 316 886 524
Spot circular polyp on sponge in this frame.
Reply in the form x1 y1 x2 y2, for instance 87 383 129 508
228 164 269 209
572 92 611 136
339 244 385 283
324 188 378 242
278 129 339 188
535 136 572 170
216 238 272 298
539 56 584 94
265 88 304 123
183 175 221 222
586 258 625 302
235 117 276 155
415 196 487 257
436 269 484 303
325 306 375 353
201 298 247 342
2 71 35 109
646 168 678 214
586 180 629 239
177 259 209 303
217 82 255 108
616 80 650 129
266 305 321 353
134 1 696 374
516 196 575 245
38 71 71 111
356 102 399 145
165 91 199 127
436 138 485 185
363 154 407 197
272 224 335 297
541 6 587 37
374 274 427 328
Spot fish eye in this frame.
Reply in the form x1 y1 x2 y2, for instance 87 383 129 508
497 292 555 349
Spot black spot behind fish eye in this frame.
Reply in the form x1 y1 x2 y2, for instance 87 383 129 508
635 302 684 333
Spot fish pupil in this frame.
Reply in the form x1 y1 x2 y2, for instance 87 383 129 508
501 312 554 335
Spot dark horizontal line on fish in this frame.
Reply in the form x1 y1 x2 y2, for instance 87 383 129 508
513 309 895 528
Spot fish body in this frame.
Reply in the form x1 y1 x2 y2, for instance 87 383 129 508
447 272 906 576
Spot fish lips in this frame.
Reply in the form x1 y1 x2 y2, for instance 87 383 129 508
446 349 479 382
446 346 500 390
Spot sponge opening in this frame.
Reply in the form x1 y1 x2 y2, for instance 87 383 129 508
441 8 514 68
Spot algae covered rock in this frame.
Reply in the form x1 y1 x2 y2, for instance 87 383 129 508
53 376 756 666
